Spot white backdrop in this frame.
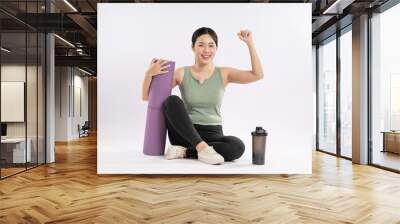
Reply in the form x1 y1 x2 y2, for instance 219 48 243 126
98 3 312 174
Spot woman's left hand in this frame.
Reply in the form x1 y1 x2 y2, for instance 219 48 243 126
237 30 253 46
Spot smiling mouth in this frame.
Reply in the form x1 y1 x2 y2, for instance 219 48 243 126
201 55 211 60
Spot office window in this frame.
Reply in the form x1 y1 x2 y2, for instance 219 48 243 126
371 3 400 171
318 37 337 154
340 29 352 158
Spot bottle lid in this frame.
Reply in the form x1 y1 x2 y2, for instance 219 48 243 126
252 126 268 136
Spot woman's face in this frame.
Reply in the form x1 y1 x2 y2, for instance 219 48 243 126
192 34 217 65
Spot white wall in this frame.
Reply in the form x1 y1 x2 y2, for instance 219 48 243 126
1 65 38 138
55 67 89 141
72 72 89 138
55 67 69 141
98 3 313 174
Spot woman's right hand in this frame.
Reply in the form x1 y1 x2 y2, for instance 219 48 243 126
145 58 170 77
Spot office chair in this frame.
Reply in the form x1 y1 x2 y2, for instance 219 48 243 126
79 121 90 138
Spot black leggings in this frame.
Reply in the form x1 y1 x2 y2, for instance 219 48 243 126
162 95 245 161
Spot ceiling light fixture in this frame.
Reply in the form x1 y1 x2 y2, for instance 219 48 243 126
78 67 93 76
54 34 75 48
322 0 354 15
1 47 11 53
63 0 78 12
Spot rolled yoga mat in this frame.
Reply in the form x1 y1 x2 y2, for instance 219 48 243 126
143 61 175 155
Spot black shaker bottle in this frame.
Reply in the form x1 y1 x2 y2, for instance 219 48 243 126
252 127 268 165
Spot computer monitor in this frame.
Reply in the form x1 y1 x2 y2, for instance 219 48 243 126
1 123 7 137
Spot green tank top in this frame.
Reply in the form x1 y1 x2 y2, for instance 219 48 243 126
179 66 225 125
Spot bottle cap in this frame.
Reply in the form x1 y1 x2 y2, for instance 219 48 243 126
252 126 268 136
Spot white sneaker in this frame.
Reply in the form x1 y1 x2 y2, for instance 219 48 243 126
197 146 224 165
165 145 187 160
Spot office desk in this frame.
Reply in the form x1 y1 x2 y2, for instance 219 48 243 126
1 138 32 163
382 131 400 154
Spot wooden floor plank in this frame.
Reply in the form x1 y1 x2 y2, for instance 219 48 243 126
1 134 400 223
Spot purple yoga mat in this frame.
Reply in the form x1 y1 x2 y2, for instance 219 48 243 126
143 61 175 155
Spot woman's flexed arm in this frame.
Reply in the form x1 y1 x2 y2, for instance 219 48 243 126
223 30 264 84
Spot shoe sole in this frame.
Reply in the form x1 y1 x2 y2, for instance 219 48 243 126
198 159 224 165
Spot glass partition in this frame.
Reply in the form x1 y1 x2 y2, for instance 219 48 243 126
1 31 28 177
0 1 46 179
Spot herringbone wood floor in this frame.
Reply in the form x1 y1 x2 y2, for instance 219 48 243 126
1 134 400 224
